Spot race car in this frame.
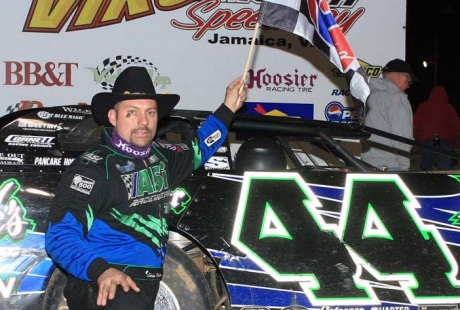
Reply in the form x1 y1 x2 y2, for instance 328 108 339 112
1 105 460 310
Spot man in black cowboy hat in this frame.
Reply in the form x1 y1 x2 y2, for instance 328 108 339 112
45 66 247 309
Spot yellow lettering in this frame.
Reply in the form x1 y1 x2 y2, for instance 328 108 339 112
27 0 79 29
24 0 193 32
74 0 105 27
102 0 153 23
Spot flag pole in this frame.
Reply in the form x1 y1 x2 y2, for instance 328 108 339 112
237 22 261 107
242 22 260 81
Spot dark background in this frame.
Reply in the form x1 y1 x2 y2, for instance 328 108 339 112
405 0 459 112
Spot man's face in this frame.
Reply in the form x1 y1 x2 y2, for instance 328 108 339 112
385 72 412 92
397 72 412 92
108 99 158 147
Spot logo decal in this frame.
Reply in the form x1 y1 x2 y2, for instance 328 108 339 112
325 102 359 123
205 156 230 170
80 152 103 163
148 155 159 164
0 153 25 165
87 56 172 91
205 130 221 147
0 179 36 241
5 135 55 148
116 161 135 173
70 174 95 195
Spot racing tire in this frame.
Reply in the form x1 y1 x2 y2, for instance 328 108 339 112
42 242 216 310
155 242 215 309
42 267 68 310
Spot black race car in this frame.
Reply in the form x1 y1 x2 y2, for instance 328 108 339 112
1 105 460 310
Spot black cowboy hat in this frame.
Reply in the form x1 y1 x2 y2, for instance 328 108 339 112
91 66 180 127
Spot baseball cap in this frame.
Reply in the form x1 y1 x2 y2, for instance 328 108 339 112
382 58 418 82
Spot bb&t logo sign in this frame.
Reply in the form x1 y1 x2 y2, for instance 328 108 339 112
4 61 78 86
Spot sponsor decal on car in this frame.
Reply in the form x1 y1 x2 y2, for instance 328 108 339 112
417 305 459 310
0 179 36 241
17 121 69 132
33 157 75 166
0 153 25 165
5 135 55 148
37 111 84 120
205 156 230 170
169 187 192 215
216 146 228 153
61 106 91 114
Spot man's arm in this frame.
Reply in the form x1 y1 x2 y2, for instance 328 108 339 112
45 165 112 281
156 77 247 181
387 94 413 153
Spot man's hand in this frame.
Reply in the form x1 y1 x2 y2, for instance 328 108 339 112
97 268 140 306
223 77 248 113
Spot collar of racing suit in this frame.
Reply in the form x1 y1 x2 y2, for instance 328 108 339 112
109 128 152 159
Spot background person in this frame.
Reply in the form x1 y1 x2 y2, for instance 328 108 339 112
361 58 417 171
413 85 460 170
45 66 247 310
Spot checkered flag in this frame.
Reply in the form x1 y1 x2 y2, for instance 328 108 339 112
258 0 369 123
6 102 22 114
96 55 159 90
120 174 135 199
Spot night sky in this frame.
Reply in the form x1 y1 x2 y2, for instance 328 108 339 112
405 0 459 112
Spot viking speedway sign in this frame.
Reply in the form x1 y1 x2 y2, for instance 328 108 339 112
0 0 405 120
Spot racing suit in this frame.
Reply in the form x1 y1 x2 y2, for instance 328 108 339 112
45 104 233 309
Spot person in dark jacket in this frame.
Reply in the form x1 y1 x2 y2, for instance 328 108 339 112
45 66 247 309
413 85 460 170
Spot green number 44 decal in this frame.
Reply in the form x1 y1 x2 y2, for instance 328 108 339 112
231 172 460 306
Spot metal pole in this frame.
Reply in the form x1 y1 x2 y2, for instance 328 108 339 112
434 36 438 86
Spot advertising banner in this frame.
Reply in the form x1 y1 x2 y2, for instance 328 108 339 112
0 0 406 121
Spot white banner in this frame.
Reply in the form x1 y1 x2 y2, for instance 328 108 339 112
0 0 406 122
